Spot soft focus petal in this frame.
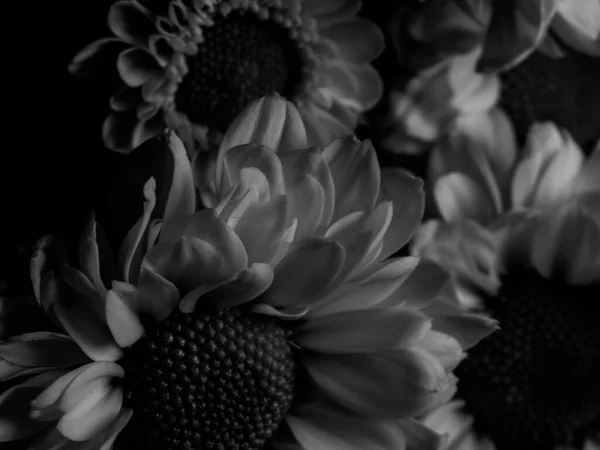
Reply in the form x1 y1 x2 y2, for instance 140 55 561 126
431 314 499 350
573 145 600 196
434 172 496 223
30 235 68 312
552 0 600 56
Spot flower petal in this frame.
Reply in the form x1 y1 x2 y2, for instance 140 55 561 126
321 17 385 63
297 308 431 353
105 286 146 348
416 330 465 372
431 314 498 350
377 168 425 260
108 0 157 47
0 371 64 442
573 145 600 196
305 348 449 418
0 332 88 378
287 404 407 450
30 235 68 311
435 172 496 223
217 96 308 187
54 293 122 362
57 381 123 441
117 48 162 87
68 38 128 78
265 238 345 307
231 195 288 265
323 137 380 222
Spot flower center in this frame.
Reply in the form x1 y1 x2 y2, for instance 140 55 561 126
499 50 600 150
174 9 305 133
456 271 600 450
116 307 296 450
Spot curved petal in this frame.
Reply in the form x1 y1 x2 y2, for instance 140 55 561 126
479 0 562 71
279 150 329 238
321 17 385 63
68 38 129 78
434 172 496 223
552 0 600 56
305 348 449 418
573 146 600 196
232 195 288 265
0 370 65 442
30 235 68 310
297 308 431 353
312 256 420 316
54 292 122 362
217 96 308 187
265 238 345 308
298 101 354 148
377 169 425 260
117 47 162 87
287 404 407 450
102 110 141 153
431 313 498 350
108 0 157 46
0 332 88 375
323 137 380 222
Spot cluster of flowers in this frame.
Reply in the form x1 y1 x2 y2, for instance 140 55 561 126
1 1 599 449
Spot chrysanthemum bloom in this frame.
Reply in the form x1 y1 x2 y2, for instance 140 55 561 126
381 46 500 154
68 0 384 154
0 96 497 450
425 108 600 224
411 193 600 450
384 0 600 155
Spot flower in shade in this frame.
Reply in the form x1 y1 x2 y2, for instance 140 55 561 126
68 0 384 154
0 96 496 450
412 194 600 450
382 47 500 154
425 108 600 225
390 0 600 74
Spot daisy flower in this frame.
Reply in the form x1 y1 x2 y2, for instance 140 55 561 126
412 194 600 450
68 0 384 154
0 96 497 450
425 108 600 225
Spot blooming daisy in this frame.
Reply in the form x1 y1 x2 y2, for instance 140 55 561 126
411 194 600 450
0 96 497 450
68 0 384 154
425 108 600 224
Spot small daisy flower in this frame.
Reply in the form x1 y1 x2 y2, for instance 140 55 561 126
425 108 600 224
412 194 600 450
0 96 497 450
68 0 384 154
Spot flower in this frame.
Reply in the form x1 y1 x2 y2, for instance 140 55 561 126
391 0 600 73
426 108 600 224
68 0 384 154
382 47 500 154
0 96 496 450
412 194 600 449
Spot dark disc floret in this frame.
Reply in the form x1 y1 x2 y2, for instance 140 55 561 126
456 271 600 450
115 307 296 450
499 49 600 151
174 9 305 133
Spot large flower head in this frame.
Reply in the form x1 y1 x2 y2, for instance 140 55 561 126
411 193 600 450
425 108 600 224
68 0 384 154
0 96 497 450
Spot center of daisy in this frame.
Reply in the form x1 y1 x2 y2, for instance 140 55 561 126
456 271 600 450
116 307 296 450
174 9 305 133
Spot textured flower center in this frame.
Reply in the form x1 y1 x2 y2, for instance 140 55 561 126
116 307 296 450
499 50 600 150
456 271 600 450
175 10 305 133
